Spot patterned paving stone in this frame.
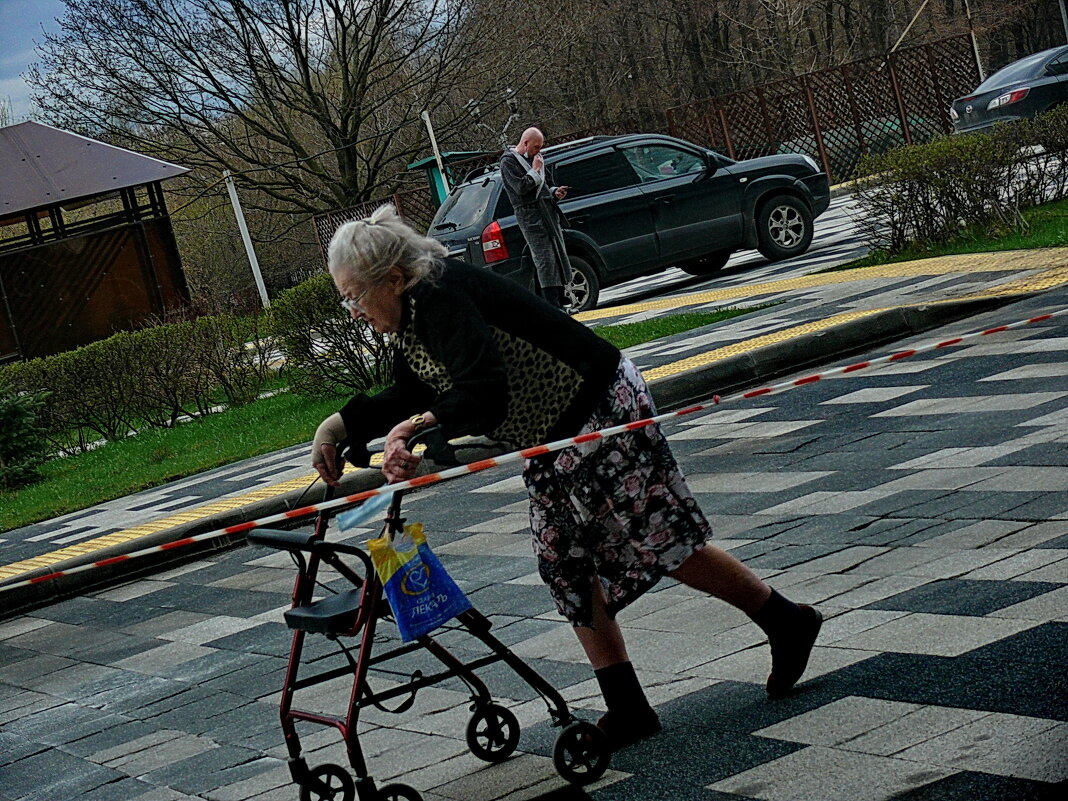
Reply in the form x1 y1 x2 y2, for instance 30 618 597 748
883 771 1065 801
864 578 1062 616
708 746 955 801
3 291 1068 799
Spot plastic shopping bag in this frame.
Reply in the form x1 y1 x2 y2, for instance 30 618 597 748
368 523 471 642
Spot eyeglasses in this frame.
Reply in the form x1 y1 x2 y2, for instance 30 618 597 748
340 287 371 313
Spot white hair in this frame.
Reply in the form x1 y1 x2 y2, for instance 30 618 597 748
327 204 446 287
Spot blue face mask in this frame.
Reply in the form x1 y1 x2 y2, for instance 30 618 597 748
337 492 394 531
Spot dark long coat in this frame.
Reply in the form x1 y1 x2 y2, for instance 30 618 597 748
499 149 572 291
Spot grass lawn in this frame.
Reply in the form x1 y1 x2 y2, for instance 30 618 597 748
821 195 1068 273
0 392 346 533
2 303 767 533
593 304 773 349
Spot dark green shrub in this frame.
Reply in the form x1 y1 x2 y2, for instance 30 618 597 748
270 271 392 397
0 358 83 453
130 321 214 426
854 105 1068 254
0 383 48 489
0 311 278 454
193 314 275 407
41 338 140 444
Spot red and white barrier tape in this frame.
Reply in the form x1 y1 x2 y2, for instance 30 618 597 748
5 307 1065 593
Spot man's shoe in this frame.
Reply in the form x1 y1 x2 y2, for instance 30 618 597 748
596 705 661 750
766 605 823 698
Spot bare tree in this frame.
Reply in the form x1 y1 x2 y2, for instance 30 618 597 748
0 98 18 127
29 0 533 214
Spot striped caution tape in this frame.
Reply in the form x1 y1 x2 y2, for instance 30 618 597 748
4 307 1064 594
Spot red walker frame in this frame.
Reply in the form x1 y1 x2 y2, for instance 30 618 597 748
247 484 610 801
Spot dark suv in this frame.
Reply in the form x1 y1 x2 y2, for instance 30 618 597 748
427 133 830 310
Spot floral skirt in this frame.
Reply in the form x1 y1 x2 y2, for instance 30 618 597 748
522 357 711 627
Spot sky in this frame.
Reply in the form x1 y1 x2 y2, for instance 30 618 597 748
0 0 66 121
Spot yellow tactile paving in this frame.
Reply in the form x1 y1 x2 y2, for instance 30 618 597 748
642 309 883 381
573 248 1068 323
642 263 1068 382
4 250 1067 583
0 455 381 582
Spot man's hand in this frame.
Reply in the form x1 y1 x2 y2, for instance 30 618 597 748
532 153 544 172
554 185 570 200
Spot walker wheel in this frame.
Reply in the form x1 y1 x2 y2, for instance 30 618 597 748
299 764 354 801
466 702 520 762
378 783 422 801
552 721 610 785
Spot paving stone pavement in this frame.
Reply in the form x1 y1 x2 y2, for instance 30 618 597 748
1 289 1066 800
5 240 1066 581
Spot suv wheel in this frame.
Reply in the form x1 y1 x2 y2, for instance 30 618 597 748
565 256 600 312
756 195 813 261
679 249 732 276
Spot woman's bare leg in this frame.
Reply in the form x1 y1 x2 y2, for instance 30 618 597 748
572 577 661 747
667 544 771 615
572 577 630 669
669 544 822 697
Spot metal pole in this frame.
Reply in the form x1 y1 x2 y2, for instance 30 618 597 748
223 170 270 310
963 0 986 82
420 110 450 195
1059 0 1068 44
889 0 932 54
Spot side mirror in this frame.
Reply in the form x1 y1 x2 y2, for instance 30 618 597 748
701 153 719 178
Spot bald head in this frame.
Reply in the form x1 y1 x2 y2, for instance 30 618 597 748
517 127 545 158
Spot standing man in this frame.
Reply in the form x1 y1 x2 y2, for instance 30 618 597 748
499 127 572 310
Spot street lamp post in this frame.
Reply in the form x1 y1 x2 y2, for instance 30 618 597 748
963 0 986 82
223 170 270 310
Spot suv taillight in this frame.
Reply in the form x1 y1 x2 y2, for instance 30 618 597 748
481 221 509 263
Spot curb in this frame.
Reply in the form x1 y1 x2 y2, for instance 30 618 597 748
651 296 1015 409
0 292 1030 618
828 181 855 199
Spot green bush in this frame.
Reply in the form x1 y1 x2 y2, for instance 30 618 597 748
854 105 1068 254
270 271 393 396
0 383 48 489
0 311 277 455
132 320 216 425
193 314 276 407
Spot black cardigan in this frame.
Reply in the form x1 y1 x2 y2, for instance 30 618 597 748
338 260 620 461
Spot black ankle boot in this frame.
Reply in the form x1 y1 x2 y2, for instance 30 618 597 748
594 662 662 749
547 285 568 310
751 590 823 698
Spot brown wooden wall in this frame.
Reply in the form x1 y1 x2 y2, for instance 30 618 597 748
0 218 189 360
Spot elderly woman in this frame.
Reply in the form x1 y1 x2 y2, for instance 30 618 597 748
311 205 822 748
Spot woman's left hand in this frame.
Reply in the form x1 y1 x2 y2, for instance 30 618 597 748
382 420 422 483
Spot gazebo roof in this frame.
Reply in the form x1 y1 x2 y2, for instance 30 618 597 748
0 121 189 219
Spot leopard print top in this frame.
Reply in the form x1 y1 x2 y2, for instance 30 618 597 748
400 297 582 447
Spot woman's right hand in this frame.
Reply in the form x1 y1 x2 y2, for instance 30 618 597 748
382 419 422 483
311 413 346 487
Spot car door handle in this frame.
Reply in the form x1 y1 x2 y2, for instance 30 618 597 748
656 195 675 205
569 214 590 226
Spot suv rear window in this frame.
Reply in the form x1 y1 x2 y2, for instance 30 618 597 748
552 152 637 199
431 177 497 231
